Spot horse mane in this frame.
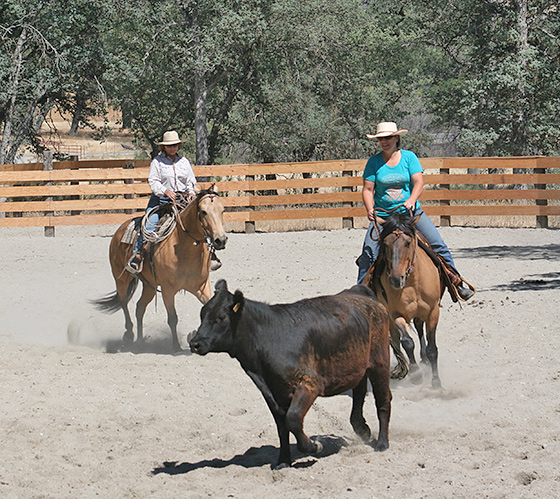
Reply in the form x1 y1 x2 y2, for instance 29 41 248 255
380 212 416 240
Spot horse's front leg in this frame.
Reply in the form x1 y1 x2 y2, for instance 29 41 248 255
389 322 408 379
413 318 428 364
162 291 182 352
135 283 156 344
425 309 441 389
395 317 422 384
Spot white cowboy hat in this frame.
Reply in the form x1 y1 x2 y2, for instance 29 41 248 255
157 130 185 146
366 122 408 139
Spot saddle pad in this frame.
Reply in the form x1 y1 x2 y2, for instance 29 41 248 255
121 218 141 245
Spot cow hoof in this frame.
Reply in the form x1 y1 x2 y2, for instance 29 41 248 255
374 440 389 452
311 439 323 455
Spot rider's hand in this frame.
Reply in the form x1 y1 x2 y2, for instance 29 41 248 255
164 189 176 201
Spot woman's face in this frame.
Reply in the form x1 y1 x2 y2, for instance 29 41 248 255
377 135 398 153
165 144 179 157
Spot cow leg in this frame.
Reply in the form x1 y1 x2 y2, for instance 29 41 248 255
161 290 182 352
350 376 371 441
135 283 156 344
425 309 441 389
367 367 391 452
286 385 321 456
413 318 428 364
246 371 291 469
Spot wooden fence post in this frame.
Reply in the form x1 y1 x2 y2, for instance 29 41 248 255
44 150 55 237
245 174 255 233
535 161 548 228
124 161 135 215
342 169 354 229
440 163 451 227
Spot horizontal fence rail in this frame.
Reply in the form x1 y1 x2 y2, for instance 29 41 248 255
0 155 558 232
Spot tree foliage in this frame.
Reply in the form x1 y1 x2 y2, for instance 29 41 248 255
1 0 559 164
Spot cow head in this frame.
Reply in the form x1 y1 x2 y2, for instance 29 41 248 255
189 279 244 356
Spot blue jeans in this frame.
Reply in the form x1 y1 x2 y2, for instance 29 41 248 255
133 194 170 252
357 208 457 284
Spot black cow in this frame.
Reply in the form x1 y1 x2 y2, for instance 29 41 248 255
189 279 392 469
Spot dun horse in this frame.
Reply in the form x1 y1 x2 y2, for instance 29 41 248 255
363 212 445 388
93 184 227 352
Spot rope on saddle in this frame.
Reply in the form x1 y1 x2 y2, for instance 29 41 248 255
141 193 191 244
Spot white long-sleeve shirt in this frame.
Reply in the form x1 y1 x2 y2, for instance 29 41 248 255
148 153 197 197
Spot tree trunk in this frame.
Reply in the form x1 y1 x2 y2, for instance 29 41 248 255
69 94 86 135
0 27 27 165
194 73 209 167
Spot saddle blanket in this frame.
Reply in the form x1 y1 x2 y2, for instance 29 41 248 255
121 217 141 245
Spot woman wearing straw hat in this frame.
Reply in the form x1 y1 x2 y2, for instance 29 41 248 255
126 130 198 273
356 121 474 301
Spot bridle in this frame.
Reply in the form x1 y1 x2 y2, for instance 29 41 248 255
174 192 219 251
383 228 417 281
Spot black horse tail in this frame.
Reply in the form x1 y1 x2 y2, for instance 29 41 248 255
91 278 138 314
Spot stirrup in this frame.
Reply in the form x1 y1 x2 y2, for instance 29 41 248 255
125 254 143 274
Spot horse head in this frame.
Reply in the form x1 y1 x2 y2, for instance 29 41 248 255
378 213 419 290
193 183 228 250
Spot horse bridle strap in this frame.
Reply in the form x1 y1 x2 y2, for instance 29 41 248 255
175 193 217 248
387 229 417 279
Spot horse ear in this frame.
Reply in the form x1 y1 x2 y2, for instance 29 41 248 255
412 215 421 226
210 183 219 194
214 279 228 294
375 215 385 226
193 184 201 194
232 290 244 315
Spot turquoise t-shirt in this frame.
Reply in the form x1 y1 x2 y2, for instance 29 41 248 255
363 149 423 216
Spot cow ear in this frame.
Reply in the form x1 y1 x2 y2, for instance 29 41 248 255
214 279 228 294
232 290 244 315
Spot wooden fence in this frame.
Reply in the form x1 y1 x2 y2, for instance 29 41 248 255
1 154 559 234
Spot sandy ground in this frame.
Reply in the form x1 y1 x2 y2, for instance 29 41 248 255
1 225 559 498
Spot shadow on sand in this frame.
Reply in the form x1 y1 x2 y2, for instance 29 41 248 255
152 434 352 473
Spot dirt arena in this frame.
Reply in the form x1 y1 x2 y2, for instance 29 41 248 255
1 225 559 498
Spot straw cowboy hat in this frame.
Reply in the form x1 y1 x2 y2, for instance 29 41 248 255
157 130 185 146
366 122 408 139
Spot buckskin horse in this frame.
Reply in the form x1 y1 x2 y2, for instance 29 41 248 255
363 211 445 389
93 184 227 352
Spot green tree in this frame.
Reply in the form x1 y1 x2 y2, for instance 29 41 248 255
416 0 560 156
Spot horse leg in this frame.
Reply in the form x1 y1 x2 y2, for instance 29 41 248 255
395 317 418 369
389 322 408 379
425 308 442 389
115 277 135 345
413 318 429 364
135 282 156 344
395 317 423 384
161 290 182 352
350 376 371 441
